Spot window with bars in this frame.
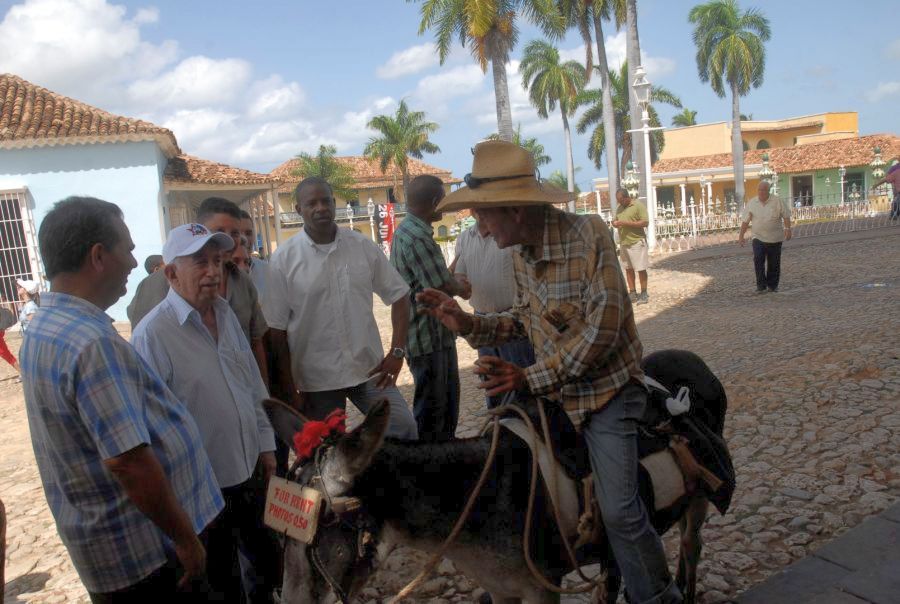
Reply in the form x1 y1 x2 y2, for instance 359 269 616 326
0 190 41 309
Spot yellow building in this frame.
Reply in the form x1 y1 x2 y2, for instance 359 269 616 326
267 155 462 249
592 112 898 214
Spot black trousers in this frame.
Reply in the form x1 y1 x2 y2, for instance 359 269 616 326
88 562 179 603
206 478 281 603
409 347 460 442
752 239 783 291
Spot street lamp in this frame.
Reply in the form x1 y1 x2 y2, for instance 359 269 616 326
630 65 657 250
838 165 846 205
622 161 640 200
871 146 886 181
367 197 376 242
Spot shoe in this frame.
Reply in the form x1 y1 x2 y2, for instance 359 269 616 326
768 287 778 293
755 288 768 295
635 292 649 305
628 291 638 302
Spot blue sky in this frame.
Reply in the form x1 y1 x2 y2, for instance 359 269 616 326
1 0 897 192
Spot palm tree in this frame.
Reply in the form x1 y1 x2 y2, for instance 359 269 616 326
364 100 440 202
672 108 698 127
559 0 625 192
689 0 771 204
625 0 646 197
410 0 566 141
576 61 681 175
486 124 552 167
739 112 754 121
519 39 585 209
292 144 357 202
547 169 581 194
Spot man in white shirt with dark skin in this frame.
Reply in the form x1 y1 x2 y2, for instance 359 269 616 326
132 224 278 603
739 180 792 294
263 177 417 439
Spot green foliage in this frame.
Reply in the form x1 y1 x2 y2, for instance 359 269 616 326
575 61 681 169
688 0 771 98
519 39 586 118
292 144 357 201
671 108 698 127
547 169 581 193
486 125 552 166
364 99 440 200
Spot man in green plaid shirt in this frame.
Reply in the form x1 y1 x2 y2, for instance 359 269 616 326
390 175 471 442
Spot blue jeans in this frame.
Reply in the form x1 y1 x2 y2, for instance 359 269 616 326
752 238 782 291
409 346 460 442
478 336 536 409
582 385 682 604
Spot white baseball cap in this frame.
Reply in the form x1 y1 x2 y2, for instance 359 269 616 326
163 223 234 264
16 279 40 295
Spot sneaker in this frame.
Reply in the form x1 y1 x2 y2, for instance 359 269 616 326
628 291 638 302
635 292 649 305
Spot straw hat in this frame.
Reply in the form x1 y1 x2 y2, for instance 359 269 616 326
436 140 576 212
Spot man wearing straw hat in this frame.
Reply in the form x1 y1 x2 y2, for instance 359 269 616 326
417 140 681 604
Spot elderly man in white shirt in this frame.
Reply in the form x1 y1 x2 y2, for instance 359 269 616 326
263 176 417 439
738 180 793 294
450 219 535 408
132 223 279 604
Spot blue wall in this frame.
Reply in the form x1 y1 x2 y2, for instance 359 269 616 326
0 141 166 321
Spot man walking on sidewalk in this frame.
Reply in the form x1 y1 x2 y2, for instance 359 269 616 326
612 188 650 305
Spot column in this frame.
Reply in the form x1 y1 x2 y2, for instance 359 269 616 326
680 183 687 215
269 187 282 248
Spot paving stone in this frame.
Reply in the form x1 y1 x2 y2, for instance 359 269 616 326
813 516 900 571
838 558 900 604
735 556 851 603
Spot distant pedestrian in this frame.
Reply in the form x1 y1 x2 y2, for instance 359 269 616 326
612 188 650 305
21 196 222 602
739 181 792 293
16 279 40 332
390 175 470 442
872 159 900 220
144 254 164 275
0 295 19 374
450 219 534 408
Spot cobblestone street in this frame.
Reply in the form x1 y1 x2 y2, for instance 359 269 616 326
2 227 898 603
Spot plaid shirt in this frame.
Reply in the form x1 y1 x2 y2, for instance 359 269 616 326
390 213 456 358
20 293 223 593
465 207 645 428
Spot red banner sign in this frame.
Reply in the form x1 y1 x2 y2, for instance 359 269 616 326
377 203 396 255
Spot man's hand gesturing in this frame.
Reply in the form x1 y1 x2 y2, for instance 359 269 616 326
474 356 527 397
416 288 474 334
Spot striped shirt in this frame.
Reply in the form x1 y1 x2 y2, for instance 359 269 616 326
390 213 456 358
465 207 645 428
20 292 223 593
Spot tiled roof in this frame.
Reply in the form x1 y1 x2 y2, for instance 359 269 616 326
0 73 180 155
654 134 900 175
271 155 462 194
164 154 275 186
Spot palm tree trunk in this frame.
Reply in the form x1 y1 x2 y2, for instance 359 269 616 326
625 0 645 199
593 10 619 197
561 109 576 213
490 51 514 142
731 79 745 206
621 136 633 178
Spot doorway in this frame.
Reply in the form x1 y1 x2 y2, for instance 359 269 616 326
791 175 813 207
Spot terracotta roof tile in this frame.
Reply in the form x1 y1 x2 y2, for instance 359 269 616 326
164 154 275 186
271 155 462 194
0 73 180 154
654 134 900 175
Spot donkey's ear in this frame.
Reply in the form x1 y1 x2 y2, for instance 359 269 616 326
336 399 390 477
262 398 306 451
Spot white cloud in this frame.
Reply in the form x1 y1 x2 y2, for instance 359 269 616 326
413 64 486 105
865 81 900 103
557 33 675 80
128 56 253 109
886 39 900 60
376 43 440 79
247 76 306 119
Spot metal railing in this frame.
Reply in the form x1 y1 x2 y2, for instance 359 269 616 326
652 192 896 254
280 204 408 226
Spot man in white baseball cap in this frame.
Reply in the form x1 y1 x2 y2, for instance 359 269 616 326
133 223 278 603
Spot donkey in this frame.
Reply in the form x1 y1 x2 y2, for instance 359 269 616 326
271 349 730 604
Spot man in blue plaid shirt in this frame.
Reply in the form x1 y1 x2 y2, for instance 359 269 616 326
20 197 223 602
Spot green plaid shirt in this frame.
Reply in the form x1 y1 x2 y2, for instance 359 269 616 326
464 207 645 428
390 214 456 358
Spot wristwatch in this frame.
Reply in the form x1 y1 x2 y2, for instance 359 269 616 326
391 347 406 359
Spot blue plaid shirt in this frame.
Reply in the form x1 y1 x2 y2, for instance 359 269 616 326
20 292 223 593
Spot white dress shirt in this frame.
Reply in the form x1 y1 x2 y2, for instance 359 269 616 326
263 227 410 392
453 226 516 313
132 288 276 488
